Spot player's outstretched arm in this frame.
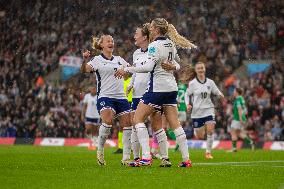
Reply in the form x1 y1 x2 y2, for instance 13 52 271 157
80 50 93 73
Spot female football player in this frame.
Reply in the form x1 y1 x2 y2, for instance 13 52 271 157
185 61 224 159
81 35 132 166
127 23 175 167
115 18 196 167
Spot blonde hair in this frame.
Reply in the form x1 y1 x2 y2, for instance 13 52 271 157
141 23 150 40
92 35 104 52
152 18 197 49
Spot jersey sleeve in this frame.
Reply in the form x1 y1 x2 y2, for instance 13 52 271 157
186 82 194 96
124 61 155 73
147 42 160 64
87 57 99 71
129 73 136 87
184 89 190 105
82 94 88 104
211 80 223 96
119 57 130 67
235 98 242 108
173 46 180 62
185 82 194 105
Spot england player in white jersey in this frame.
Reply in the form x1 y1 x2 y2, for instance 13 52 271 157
115 18 197 167
126 23 174 167
81 35 132 166
185 62 224 159
81 86 100 150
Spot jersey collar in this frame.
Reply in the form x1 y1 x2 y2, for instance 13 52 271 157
101 53 114 61
196 77 207 84
141 48 148 53
154 36 167 41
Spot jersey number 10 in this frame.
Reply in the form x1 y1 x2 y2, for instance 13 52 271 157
201 92 208 99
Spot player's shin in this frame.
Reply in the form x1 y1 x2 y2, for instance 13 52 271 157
122 126 132 160
97 123 112 154
135 123 151 159
206 133 213 153
154 128 168 159
131 126 140 159
174 127 189 161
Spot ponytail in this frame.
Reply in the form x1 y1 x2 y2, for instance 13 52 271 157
92 36 103 52
167 24 197 49
151 18 197 49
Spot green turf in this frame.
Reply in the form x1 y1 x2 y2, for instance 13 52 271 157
0 146 284 189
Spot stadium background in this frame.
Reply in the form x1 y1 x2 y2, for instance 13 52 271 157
0 0 283 148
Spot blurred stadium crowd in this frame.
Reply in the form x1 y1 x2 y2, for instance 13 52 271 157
0 0 283 141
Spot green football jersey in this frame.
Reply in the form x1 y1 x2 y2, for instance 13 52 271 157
233 96 247 121
178 83 187 112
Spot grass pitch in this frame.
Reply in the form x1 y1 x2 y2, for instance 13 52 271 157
0 146 284 189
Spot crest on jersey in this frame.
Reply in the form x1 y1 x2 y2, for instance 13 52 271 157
207 86 210 90
194 122 199 128
148 47 156 55
118 61 122 65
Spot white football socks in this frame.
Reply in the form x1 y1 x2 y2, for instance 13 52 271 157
131 126 140 159
122 126 132 160
154 128 168 159
97 123 112 154
135 123 151 159
206 134 213 153
174 127 189 161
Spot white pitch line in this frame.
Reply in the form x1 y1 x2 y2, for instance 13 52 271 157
228 165 284 168
194 160 284 166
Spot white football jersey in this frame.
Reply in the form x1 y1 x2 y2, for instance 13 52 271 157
147 37 178 92
87 54 129 99
83 93 100 118
132 48 150 98
186 78 222 118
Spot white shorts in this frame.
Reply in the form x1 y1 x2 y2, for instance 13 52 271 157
178 111 187 122
230 120 243 130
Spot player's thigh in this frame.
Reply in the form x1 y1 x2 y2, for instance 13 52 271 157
162 115 169 129
85 124 93 133
194 127 206 139
129 111 135 126
92 124 100 133
118 113 132 128
205 123 215 135
230 128 239 140
150 111 163 132
100 109 115 125
163 105 180 130
133 102 154 124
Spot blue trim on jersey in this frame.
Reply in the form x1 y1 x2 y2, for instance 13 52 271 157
196 77 207 84
154 36 167 41
192 115 215 128
95 70 101 96
101 53 114 61
149 64 157 92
